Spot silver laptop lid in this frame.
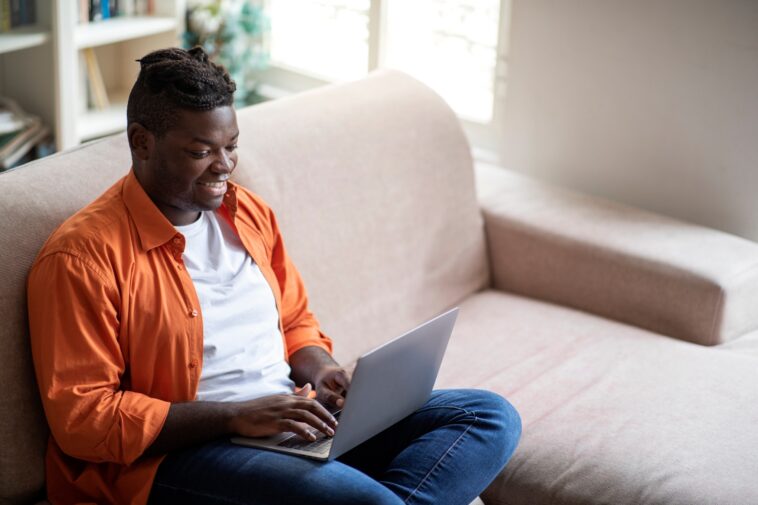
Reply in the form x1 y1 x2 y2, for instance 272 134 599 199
329 307 458 459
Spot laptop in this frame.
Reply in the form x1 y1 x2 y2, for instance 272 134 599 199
230 307 459 460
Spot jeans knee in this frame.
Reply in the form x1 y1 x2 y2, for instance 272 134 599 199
467 390 522 459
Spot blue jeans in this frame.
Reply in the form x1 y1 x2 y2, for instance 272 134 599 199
148 389 521 505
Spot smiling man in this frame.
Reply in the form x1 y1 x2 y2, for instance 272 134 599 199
27 47 521 505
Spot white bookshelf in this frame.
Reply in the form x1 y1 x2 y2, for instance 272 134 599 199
55 0 186 149
0 28 50 55
77 89 131 142
71 13 182 143
0 0 186 153
0 2 55 153
75 16 179 49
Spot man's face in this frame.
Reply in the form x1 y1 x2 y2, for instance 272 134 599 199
137 106 240 226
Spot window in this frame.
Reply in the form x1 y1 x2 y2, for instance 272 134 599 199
268 0 504 124
269 0 371 82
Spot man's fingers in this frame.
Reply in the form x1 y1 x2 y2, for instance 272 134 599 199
316 369 350 407
278 419 318 441
320 389 346 408
303 397 338 428
333 370 351 390
231 392 338 439
286 409 335 437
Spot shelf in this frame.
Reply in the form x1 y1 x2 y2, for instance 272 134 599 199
0 28 50 55
3 1 185 151
74 16 178 49
77 90 129 142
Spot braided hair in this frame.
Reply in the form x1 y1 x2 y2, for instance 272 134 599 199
127 46 236 137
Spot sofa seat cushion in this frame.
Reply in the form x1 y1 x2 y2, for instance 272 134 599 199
718 330 758 359
437 290 758 505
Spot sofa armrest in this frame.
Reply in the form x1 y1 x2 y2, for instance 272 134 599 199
476 164 758 346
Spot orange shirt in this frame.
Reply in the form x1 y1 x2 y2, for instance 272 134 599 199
27 170 332 505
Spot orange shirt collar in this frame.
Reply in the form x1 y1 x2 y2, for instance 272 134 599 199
122 169 240 251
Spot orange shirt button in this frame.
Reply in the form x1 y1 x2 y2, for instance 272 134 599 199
173 237 181 244
188 359 199 369
190 309 198 317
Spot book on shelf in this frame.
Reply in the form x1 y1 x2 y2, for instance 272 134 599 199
0 95 32 134
83 48 110 110
79 0 153 24
0 119 50 170
0 96 51 171
0 0 38 32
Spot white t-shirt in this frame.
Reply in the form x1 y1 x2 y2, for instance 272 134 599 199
175 211 295 402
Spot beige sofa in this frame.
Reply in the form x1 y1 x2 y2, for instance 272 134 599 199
2 69 758 505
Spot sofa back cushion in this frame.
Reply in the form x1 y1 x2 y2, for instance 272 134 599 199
230 70 489 363
0 135 131 504
0 69 488 502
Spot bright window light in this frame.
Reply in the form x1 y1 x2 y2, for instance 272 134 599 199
268 0 501 123
269 0 371 82
383 0 500 123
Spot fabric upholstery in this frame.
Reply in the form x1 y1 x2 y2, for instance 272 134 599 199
0 69 488 503
229 69 489 365
0 135 131 504
436 290 758 505
718 329 758 359
476 164 758 346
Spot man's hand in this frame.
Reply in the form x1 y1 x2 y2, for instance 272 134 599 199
289 346 352 408
227 384 338 441
313 365 351 408
144 384 338 457
145 346 351 458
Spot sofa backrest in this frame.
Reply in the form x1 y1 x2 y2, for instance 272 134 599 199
0 69 488 502
230 70 489 362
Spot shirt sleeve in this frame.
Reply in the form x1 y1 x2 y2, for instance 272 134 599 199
265 208 334 357
27 251 170 465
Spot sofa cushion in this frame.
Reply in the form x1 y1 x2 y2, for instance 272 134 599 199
230 69 489 364
718 329 758 359
438 290 758 505
0 135 131 504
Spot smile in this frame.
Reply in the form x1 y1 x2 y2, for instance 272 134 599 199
197 181 226 188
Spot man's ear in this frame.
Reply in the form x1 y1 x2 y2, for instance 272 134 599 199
127 123 154 162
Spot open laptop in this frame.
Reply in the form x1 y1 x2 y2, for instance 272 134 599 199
230 307 459 460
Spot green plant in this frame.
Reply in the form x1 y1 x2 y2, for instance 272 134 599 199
184 0 271 106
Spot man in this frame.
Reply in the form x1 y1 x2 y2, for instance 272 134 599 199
28 47 521 505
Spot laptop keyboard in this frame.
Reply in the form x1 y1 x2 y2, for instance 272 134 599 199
277 432 333 453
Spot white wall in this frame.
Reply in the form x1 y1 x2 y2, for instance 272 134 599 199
496 0 758 241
